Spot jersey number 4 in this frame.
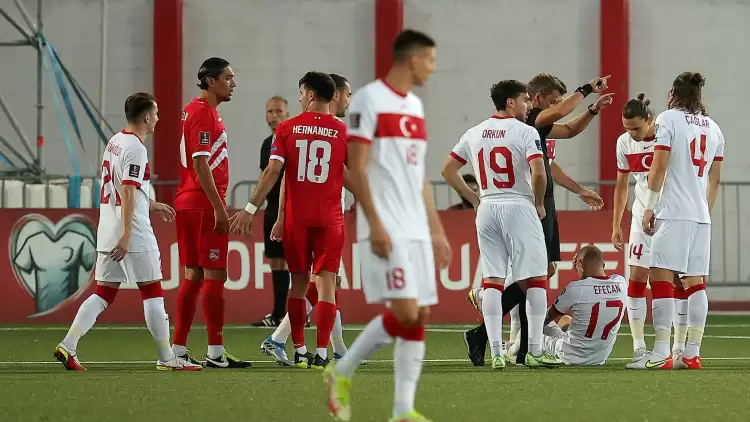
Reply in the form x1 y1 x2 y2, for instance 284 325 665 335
477 147 515 189
584 300 623 340
100 160 121 205
296 139 331 183
690 134 707 177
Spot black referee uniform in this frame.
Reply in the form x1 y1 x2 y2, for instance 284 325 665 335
259 134 288 322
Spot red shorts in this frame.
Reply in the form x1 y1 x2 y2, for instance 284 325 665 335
283 224 344 274
176 209 228 269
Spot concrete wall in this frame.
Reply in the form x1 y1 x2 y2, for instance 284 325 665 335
0 0 153 176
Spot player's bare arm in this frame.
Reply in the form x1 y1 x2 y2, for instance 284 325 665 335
611 171 630 251
149 199 175 223
544 303 566 326
548 93 615 139
550 161 603 210
343 166 356 195
229 159 284 237
534 75 610 127
424 179 452 268
707 160 722 211
193 155 229 233
270 173 286 241
529 156 547 219
347 141 390 258
643 149 669 235
441 155 479 208
111 184 136 262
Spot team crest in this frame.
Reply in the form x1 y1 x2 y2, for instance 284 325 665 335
9 214 96 318
209 249 220 261
199 131 210 145
350 113 361 129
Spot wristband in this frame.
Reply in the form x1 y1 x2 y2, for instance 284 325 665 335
644 189 659 210
575 83 594 97
587 104 599 116
244 202 258 215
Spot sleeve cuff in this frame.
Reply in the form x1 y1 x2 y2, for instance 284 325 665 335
654 145 671 151
617 168 630 173
450 151 468 165
192 151 212 158
347 135 372 144
122 180 142 188
527 153 543 163
714 156 724 161
269 155 285 163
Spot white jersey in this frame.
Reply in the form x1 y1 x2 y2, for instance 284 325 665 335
653 109 725 223
616 132 656 220
335 116 350 214
347 79 429 241
97 130 158 252
553 274 627 365
450 116 544 206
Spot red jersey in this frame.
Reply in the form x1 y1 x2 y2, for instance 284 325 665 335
271 112 348 227
175 97 229 210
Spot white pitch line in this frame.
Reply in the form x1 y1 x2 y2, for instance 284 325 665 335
1 357 748 365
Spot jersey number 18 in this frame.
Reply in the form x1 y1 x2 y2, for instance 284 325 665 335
295 139 331 183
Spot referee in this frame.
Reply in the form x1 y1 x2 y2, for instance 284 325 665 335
252 96 289 327
462 73 611 365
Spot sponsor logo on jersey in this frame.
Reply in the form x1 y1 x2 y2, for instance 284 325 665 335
181 111 189 121
350 113 361 129
9 214 96 318
199 131 211 145
128 164 141 178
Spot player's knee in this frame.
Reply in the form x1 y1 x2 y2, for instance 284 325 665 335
94 283 119 305
184 267 204 283
204 268 227 282
390 303 421 326
680 276 704 289
629 266 649 283
269 259 287 271
417 307 431 326
137 281 164 301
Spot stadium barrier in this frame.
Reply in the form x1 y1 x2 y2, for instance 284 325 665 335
1 208 746 325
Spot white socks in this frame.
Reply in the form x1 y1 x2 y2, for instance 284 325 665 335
685 288 708 358
143 297 174 362
673 297 689 353
336 315 393 378
61 294 108 353
271 315 292 344
481 287 504 357
526 287 547 357
509 304 520 344
331 310 347 355
651 281 675 358
393 338 425 417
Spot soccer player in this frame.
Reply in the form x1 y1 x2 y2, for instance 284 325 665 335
442 79 559 369
324 29 451 422
172 57 250 368
260 74 355 366
629 72 723 370
461 72 612 365
254 96 290 327
54 93 201 371
230 71 348 369
542 245 627 365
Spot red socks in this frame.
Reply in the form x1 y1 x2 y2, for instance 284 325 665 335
288 297 307 349
316 301 337 348
381 311 426 341
202 279 225 346
173 279 201 346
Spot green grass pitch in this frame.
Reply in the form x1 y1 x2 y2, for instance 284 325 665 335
1 315 749 422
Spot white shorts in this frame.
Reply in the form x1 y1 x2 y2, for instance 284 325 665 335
94 251 163 283
360 239 438 307
627 218 652 269
543 333 608 366
650 219 710 276
475 202 547 281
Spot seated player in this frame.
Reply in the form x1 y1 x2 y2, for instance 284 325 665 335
542 245 627 365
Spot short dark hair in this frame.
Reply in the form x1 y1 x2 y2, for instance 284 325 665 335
490 80 527 111
623 93 653 119
124 92 156 123
462 174 477 185
299 71 336 103
668 72 707 115
197 57 230 90
527 72 567 97
329 74 349 90
392 29 436 63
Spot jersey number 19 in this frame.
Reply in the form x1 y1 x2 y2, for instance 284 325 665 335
477 147 515 189
295 139 331 183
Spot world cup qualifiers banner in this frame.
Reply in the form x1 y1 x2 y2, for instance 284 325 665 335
0 209 626 324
